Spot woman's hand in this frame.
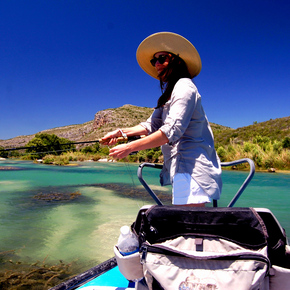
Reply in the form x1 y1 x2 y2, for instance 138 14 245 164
102 127 168 160
101 129 122 146
109 129 168 160
109 143 132 159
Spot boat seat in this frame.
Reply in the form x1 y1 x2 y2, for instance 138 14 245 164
255 208 289 268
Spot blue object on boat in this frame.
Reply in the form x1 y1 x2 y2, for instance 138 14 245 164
77 266 133 289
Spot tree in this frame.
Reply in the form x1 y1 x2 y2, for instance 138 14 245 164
0 146 8 158
25 133 76 159
282 137 290 149
81 142 100 154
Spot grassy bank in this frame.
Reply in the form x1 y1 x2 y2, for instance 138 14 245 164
216 136 290 171
2 131 289 171
18 140 290 172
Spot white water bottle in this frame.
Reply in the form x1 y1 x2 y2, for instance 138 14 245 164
117 225 139 256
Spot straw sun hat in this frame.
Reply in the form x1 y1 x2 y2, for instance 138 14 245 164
136 32 202 79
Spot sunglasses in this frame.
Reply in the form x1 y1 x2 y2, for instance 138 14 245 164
150 54 169 66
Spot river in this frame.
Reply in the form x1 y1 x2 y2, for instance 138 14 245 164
0 160 289 274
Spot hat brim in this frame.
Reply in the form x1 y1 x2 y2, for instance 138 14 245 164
136 32 202 79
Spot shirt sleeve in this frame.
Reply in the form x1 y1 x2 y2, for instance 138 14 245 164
159 79 198 145
140 107 163 134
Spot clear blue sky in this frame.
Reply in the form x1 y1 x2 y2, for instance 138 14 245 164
1 0 289 140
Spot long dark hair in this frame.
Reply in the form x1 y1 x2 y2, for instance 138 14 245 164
156 54 191 108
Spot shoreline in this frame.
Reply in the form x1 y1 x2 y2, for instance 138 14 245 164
1 158 290 174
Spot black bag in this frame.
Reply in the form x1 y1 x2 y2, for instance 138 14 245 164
132 206 274 290
133 206 268 249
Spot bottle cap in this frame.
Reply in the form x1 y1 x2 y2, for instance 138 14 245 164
120 225 130 236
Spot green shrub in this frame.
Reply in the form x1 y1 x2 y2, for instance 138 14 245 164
264 156 275 169
25 133 75 159
216 146 226 162
128 154 138 162
54 156 69 166
251 148 263 167
227 144 235 153
100 147 110 155
282 137 290 149
281 150 290 168
81 146 94 153
273 140 282 154
0 147 8 158
91 154 101 161
43 155 55 164
153 151 162 163
243 142 253 153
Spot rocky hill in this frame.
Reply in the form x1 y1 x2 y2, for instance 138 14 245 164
1 104 289 150
0 105 153 149
214 116 290 146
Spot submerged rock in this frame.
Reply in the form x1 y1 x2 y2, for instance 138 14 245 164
0 166 22 171
33 191 81 201
0 253 75 290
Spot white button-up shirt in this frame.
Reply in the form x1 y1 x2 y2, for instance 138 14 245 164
140 78 222 200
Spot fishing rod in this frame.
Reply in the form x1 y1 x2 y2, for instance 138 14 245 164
1 136 143 152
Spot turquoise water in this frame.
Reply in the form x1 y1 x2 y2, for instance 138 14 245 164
0 160 289 272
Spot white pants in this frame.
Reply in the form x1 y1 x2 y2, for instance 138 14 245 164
172 173 211 205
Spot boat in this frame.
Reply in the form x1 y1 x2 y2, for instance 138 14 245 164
50 159 290 290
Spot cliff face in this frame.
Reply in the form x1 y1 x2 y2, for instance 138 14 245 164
93 110 114 130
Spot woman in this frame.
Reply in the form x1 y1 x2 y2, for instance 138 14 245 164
102 32 222 206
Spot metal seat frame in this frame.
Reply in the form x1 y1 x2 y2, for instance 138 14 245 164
137 158 255 207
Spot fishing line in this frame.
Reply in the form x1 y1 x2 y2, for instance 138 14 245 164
121 136 146 188
123 161 136 187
